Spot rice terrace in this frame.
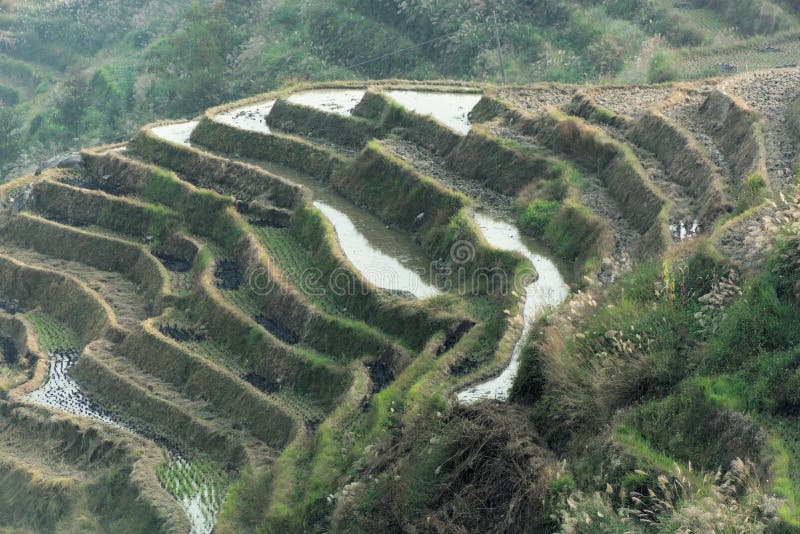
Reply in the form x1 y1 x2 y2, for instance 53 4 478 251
1 1 800 533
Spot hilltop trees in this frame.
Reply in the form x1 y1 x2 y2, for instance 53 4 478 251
0 106 21 164
146 3 244 115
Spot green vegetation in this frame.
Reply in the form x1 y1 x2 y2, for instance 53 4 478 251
3 0 798 179
502 237 800 529
0 400 180 533
156 456 230 521
647 49 680 83
1 0 800 528
520 196 609 281
25 312 80 351
519 199 560 237
735 173 768 214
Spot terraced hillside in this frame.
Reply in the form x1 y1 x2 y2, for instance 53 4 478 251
0 70 799 532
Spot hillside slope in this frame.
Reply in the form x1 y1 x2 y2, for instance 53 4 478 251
0 68 798 532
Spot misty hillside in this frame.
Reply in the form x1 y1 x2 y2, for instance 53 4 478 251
1 0 799 179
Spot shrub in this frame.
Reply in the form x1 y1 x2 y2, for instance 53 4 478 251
145 4 244 114
0 84 19 106
302 2 436 79
647 49 680 83
650 8 708 47
744 348 800 416
735 173 766 214
708 274 800 371
519 199 559 237
0 105 21 162
627 383 767 471
694 0 791 35
773 235 800 305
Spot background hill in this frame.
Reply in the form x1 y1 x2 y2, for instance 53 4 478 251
1 0 799 179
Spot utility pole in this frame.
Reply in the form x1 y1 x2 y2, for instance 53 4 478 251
492 9 506 85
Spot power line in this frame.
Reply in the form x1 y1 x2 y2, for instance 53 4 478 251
22 13 508 154
344 30 463 71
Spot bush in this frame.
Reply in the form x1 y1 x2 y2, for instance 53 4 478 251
708 274 800 371
519 199 559 237
694 0 791 35
647 49 680 83
735 173 767 214
650 8 708 47
302 1 436 79
773 235 800 304
146 4 244 115
627 383 767 471
0 84 19 106
744 348 800 416
0 105 21 163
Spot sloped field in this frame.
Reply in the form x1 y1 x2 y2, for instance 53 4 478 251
0 71 798 531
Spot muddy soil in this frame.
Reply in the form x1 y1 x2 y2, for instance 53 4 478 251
379 137 514 219
26 348 123 426
0 336 18 364
365 359 394 393
495 86 575 116
436 320 476 357
215 101 276 133
721 69 800 192
214 261 242 291
158 324 205 343
591 86 674 117
253 314 299 345
242 372 281 394
0 297 20 315
153 251 193 273
661 93 738 193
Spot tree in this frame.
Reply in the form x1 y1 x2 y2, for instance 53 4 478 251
0 105 21 165
55 75 89 136
146 3 243 115
90 68 125 128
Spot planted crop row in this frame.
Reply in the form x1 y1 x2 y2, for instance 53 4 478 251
250 225 342 315
25 312 80 351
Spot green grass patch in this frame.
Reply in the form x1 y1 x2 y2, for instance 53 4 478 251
519 199 560 237
734 173 768 214
156 456 230 522
519 198 612 282
251 225 341 315
25 312 80 351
